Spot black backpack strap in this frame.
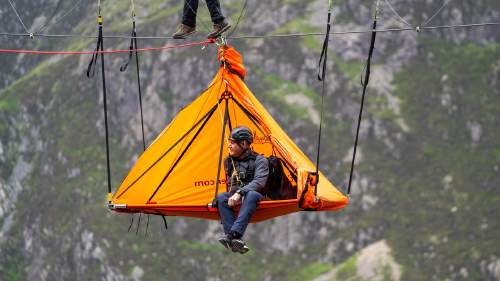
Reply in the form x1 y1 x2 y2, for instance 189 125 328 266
248 153 257 171
224 157 232 191
226 152 259 188
224 157 231 176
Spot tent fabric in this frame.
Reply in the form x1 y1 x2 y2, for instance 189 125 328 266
110 45 348 222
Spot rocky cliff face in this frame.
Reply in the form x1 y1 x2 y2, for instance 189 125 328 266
1 0 499 280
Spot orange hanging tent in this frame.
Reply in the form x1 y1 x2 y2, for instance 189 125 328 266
109 45 348 222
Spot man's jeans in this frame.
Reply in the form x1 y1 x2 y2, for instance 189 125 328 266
182 0 225 27
217 191 263 237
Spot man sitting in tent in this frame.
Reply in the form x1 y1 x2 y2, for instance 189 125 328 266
216 126 269 254
172 0 230 39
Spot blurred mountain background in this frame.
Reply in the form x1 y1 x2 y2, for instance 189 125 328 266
0 0 499 280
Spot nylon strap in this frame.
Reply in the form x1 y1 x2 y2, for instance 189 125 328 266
87 16 112 200
155 211 169 232
120 19 147 151
86 16 103 78
314 0 334 196
317 0 333 82
347 0 380 195
161 215 168 230
119 21 135 72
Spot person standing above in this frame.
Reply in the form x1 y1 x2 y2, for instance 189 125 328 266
173 0 231 39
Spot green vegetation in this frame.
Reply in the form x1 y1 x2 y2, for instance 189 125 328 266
1 1 499 280
0 228 26 281
273 18 322 51
290 261 333 281
332 55 364 82
335 253 358 280
254 68 320 124
0 91 19 114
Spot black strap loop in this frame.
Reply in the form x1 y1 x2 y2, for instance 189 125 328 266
120 21 136 72
317 9 332 82
86 22 103 78
161 215 168 230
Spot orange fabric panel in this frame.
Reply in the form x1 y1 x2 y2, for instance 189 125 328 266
222 62 348 211
218 46 246 79
113 72 225 204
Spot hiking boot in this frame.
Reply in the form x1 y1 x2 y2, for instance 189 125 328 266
207 21 231 39
218 235 232 250
230 239 249 254
172 24 196 39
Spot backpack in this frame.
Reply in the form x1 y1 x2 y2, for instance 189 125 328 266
265 156 285 200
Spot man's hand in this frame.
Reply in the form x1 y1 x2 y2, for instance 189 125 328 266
228 193 242 207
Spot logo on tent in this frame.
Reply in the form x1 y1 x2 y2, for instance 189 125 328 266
194 178 227 187
252 130 270 144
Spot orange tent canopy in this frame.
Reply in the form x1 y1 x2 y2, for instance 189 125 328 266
109 46 348 222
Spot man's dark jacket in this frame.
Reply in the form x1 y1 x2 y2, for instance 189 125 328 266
223 151 269 196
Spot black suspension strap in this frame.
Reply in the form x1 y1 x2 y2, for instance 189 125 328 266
120 2 150 232
314 0 334 196
120 5 147 151
347 0 380 195
213 98 230 201
87 10 112 203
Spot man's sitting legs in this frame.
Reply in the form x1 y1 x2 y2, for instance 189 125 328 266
216 192 235 235
230 190 263 236
216 191 263 253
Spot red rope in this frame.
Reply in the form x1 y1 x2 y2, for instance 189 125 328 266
0 39 215 55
